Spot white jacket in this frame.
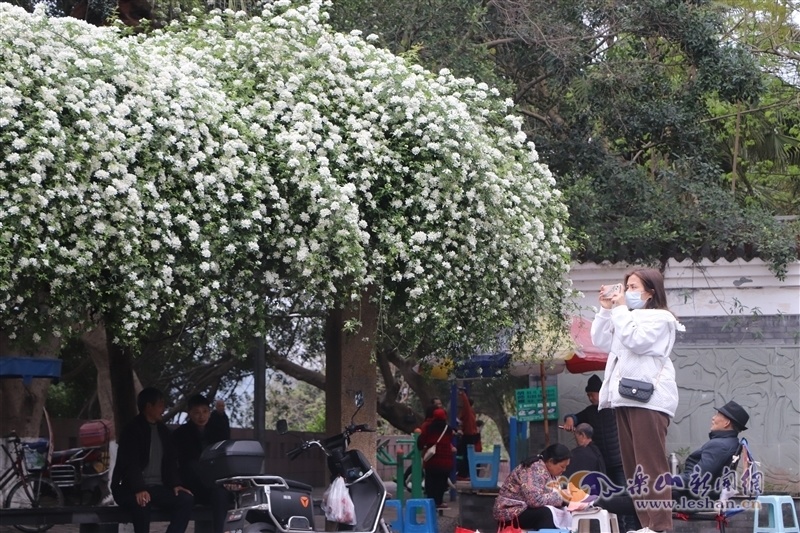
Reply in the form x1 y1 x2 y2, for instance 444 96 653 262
591 306 685 417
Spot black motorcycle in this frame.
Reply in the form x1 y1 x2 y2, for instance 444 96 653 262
216 391 390 533
49 445 110 505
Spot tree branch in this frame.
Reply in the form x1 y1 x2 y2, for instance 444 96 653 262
263 345 325 390
483 36 523 48
758 46 800 62
515 72 555 103
700 99 796 124
517 106 550 125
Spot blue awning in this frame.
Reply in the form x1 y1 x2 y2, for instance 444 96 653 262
0 357 62 385
453 352 511 379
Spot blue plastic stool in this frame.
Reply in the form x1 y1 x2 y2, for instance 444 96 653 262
384 499 404 533
754 495 799 533
404 498 439 533
467 444 501 489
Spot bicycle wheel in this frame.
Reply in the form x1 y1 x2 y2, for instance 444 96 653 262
4 475 64 532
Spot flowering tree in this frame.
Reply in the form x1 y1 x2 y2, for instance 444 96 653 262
0 0 571 433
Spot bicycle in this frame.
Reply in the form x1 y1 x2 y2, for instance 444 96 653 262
0 432 64 533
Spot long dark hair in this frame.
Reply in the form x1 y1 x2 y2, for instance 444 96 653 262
519 443 571 467
626 268 669 311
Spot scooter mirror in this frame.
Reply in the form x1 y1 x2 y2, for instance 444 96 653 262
354 391 364 409
276 419 289 434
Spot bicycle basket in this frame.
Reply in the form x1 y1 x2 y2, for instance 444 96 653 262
23 446 46 471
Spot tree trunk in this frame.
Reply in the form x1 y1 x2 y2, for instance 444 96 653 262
731 101 743 194
106 334 138 436
325 287 380 462
82 324 115 423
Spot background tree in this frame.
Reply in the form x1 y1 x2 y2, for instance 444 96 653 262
327 0 799 277
709 0 800 213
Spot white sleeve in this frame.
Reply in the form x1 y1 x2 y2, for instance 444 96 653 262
610 307 674 358
590 308 615 352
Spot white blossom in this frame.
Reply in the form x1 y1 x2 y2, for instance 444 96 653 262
0 0 569 354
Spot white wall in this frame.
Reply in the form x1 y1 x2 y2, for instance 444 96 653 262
568 258 800 318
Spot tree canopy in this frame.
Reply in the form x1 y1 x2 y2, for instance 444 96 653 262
0 0 572 433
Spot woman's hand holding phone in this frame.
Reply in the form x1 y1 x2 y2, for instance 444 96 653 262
599 283 621 309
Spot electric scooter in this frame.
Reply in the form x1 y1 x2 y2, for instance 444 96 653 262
219 391 391 533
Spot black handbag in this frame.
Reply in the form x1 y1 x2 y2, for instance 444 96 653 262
618 377 654 402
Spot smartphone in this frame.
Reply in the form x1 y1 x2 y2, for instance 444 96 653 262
602 283 622 298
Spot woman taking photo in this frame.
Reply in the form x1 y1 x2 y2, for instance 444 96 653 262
493 444 572 530
592 268 684 533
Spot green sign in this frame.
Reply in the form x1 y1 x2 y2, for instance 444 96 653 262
515 386 558 422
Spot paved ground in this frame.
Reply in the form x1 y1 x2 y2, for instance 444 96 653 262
0 484 459 533
0 509 457 533
1 516 458 533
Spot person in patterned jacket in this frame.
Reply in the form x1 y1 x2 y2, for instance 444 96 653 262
492 444 572 531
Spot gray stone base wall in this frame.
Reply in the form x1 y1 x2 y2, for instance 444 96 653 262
678 315 800 346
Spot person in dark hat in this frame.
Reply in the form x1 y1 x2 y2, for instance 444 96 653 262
597 401 751 519
563 376 638 531
562 375 625 488
585 374 603 394
677 400 750 493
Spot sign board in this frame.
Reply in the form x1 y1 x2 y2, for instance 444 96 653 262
515 386 558 422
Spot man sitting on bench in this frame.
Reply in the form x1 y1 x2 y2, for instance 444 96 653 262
596 400 750 517
674 400 749 502
111 387 194 533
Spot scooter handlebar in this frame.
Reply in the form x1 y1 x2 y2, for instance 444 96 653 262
286 425 374 460
287 439 325 460
287 446 305 460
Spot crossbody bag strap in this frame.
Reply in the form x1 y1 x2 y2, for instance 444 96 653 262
435 425 448 444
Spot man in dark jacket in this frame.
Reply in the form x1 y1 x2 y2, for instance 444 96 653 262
111 388 193 533
208 398 230 437
562 375 624 488
598 401 750 517
676 400 749 499
173 394 231 533
564 375 634 530
565 423 606 477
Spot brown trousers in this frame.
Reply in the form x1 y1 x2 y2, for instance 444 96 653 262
616 406 673 531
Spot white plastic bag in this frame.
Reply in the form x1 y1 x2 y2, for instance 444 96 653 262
322 476 357 525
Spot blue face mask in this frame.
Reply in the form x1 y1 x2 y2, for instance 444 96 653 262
625 291 647 309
